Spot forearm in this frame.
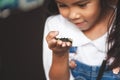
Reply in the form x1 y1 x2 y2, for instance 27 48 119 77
49 52 70 80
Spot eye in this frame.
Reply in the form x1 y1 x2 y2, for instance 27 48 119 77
78 3 87 8
57 3 68 8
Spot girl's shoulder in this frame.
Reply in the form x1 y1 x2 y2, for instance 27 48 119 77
46 14 65 24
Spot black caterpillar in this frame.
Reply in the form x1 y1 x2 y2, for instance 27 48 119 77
55 38 72 44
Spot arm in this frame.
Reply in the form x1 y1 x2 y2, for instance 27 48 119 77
46 31 71 80
49 51 70 80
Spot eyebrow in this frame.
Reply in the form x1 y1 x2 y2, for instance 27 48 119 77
73 0 90 4
56 0 90 5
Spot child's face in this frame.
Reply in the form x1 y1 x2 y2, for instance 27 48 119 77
56 0 101 31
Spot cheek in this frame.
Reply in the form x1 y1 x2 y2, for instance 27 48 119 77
83 8 101 22
59 9 69 18
85 1 101 21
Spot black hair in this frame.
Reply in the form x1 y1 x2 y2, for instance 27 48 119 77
42 0 59 16
100 0 115 17
43 0 115 17
107 0 120 69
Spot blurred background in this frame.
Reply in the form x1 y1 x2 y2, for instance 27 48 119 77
0 0 44 18
0 0 47 80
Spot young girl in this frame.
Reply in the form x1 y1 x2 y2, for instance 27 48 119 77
43 0 120 80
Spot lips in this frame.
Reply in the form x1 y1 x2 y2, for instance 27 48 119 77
74 22 84 27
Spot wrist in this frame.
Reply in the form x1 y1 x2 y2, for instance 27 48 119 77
52 51 69 57
52 52 69 64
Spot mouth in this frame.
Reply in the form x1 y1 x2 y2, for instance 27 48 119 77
74 22 85 27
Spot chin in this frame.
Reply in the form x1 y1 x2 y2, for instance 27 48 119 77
77 26 90 31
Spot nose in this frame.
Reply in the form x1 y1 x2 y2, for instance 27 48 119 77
68 9 81 20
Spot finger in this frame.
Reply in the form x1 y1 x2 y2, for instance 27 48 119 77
66 42 72 47
46 31 59 49
46 31 59 41
48 38 57 48
112 67 120 74
57 40 69 47
62 42 66 47
56 40 63 47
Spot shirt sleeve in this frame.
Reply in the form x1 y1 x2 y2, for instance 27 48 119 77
43 17 52 80
43 16 74 80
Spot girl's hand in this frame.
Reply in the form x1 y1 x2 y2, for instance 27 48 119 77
112 67 120 74
69 60 77 69
46 31 72 56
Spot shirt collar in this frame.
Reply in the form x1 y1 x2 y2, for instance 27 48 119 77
61 15 108 52
79 32 107 52
92 33 107 52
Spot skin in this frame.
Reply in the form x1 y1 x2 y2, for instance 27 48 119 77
46 31 71 80
69 60 77 68
56 0 101 31
56 0 111 40
46 0 115 80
